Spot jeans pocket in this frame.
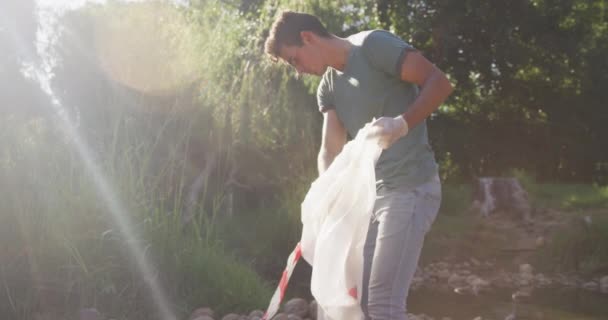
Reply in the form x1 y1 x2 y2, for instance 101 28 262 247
413 180 442 233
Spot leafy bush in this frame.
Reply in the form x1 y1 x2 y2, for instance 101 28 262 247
537 212 608 274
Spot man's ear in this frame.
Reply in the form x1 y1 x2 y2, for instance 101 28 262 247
300 31 315 45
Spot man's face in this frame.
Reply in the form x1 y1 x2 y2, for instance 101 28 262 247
279 38 326 76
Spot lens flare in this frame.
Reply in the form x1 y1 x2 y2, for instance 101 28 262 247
3 2 180 319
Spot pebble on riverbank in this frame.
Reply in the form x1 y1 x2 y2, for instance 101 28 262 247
75 260 608 320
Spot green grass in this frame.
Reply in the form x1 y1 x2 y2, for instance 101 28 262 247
215 172 312 281
421 183 477 263
513 170 608 273
0 113 273 320
535 184 608 209
535 211 608 275
512 169 608 210
3 110 607 320
423 175 608 270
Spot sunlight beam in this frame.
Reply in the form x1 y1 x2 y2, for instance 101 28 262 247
2 3 178 319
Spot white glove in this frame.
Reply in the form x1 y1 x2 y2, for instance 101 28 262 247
369 115 409 149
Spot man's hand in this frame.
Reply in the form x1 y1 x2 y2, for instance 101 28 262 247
369 115 409 149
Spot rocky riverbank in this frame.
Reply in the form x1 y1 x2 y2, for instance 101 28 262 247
72 258 608 320
183 259 608 320
411 260 608 295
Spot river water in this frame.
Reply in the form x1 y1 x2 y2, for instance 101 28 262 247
407 287 607 320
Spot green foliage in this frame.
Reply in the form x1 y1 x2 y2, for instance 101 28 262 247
216 173 313 277
369 0 608 183
536 212 608 275
509 169 608 274
0 105 271 319
512 169 608 209
2 0 608 317
420 183 476 263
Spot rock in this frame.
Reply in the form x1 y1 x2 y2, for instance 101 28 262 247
535 236 545 247
466 275 478 284
437 269 451 279
470 277 490 295
470 258 481 267
491 272 510 288
455 286 475 295
249 310 265 318
308 300 317 320
190 308 215 319
518 271 534 287
287 315 302 320
284 298 308 318
519 264 534 274
79 308 101 320
583 215 593 226
512 287 533 302
222 314 241 320
582 281 599 291
600 276 608 293
272 313 288 320
192 316 214 320
448 274 465 287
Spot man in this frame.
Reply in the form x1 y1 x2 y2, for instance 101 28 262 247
264 11 453 320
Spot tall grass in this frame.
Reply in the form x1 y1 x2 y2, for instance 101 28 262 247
0 110 272 320
511 169 608 274
535 213 608 275
217 173 312 276
420 183 478 263
422 171 608 268
512 169 608 210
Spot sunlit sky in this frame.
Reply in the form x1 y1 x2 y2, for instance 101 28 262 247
37 0 109 12
36 0 187 12
24 0 192 94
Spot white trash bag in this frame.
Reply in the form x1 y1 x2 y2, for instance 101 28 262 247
300 124 382 320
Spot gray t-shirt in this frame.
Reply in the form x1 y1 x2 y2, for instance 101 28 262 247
317 30 438 191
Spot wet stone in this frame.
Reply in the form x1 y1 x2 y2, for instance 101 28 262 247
284 298 308 318
222 314 241 320
190 308 215 319
272 313 288 320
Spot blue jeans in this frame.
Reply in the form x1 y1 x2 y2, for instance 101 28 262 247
360 175 441 320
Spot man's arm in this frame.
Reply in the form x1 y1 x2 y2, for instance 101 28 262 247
318 109 347 174
371 51 453 148
400 51 453 128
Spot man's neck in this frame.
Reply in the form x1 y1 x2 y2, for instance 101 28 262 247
323 35 352 72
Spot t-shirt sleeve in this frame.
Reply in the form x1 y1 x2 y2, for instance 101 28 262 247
361 30 417 78
316 72 334 113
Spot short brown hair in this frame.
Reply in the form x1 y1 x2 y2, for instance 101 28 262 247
264 11 331 62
